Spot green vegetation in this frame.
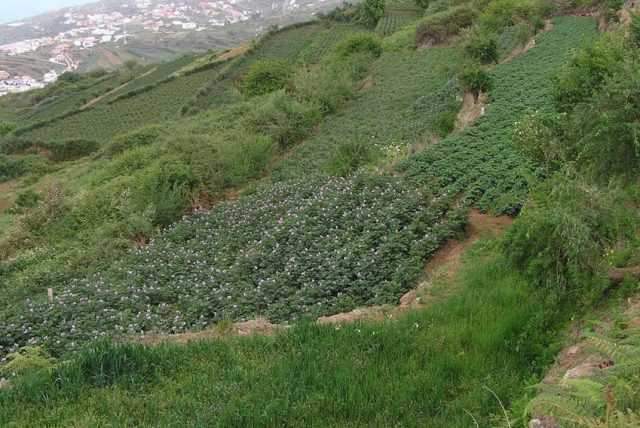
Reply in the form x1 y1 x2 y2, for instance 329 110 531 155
0 245 566 427
359 0 386 26
240 60 296 97
1 2 639 427
399 17 600 214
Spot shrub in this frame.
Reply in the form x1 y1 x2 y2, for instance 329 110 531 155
19 183 69 234
552 33 626 113
105 125 166 158
243 92 322 148
323 138 382 176
457 66 493 101
132 157 198 227
167 129 275 192
45 138 100 161
332 33 383 58
0 154 27 182
293 67 356 114
465 31 500 64
241 60 295 98
630 13 640 47
359 0 385 26
10 190 42 215
0 121 17 137
432 111 457 137
0 346 55 378
416 4 478 44
478 0 547 32
514 110 565 171
566 58 640 179
503 174 635 298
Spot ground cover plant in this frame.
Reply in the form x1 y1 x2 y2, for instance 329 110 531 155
398 16 600 214
0 243 566 427
0 173 467 354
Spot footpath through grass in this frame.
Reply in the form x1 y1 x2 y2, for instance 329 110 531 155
0 243 561 427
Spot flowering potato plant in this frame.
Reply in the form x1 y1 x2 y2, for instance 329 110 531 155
0 173 467 356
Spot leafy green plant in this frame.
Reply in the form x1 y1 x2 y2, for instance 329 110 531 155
359 0 386 26
416 4 479 44
465 31 500 64
503 173 634 297
0 347 55 378
457 66 493 101
240 60 296 98
331 33 383 58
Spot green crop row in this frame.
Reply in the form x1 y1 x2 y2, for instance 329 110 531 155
398 17 599 214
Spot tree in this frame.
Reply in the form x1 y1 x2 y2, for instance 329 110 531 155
465 32 499 64
359 0 385 26
457 66 493 102
413 0 430 10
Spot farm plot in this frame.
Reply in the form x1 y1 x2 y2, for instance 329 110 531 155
0 173 467 354
376 11 420 36
270 45 464 180
17 24 325 143
398 17 599 214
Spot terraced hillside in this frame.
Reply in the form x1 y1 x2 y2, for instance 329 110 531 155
1 0 639 426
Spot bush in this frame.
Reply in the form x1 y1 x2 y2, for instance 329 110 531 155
478 0 548 32
359 0 385 26
552 33 625 113
105 125 166 158
416 4 479 44
332 33 383 58
432 111 457 137
457 66 493 101
0 346 55 378
465 31 500 64
45 138 100 161
503 174 635 298
243 92 322 148
134 157 198 227
630 13 640 47
513 110 565 171
0 154 27 182
167 129 276 192
323 138 382 176
0 121 17 137
241 60 296 98
293 67 356 114
567 58 640 179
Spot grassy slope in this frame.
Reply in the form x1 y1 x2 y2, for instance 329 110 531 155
0 244 558 427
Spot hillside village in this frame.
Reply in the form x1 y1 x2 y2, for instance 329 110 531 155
0 0 330 95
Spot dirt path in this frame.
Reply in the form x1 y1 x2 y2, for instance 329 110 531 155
455 93 489 132
318 210 513 324
80 68 157 109
0 179 19 213
213 43 249 63
358 73 373 91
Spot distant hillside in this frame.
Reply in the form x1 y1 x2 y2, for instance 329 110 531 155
0 0 345 81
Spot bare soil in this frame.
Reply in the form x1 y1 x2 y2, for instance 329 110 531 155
358 73 374 91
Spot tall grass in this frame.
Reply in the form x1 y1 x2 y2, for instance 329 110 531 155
0 242 569 427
